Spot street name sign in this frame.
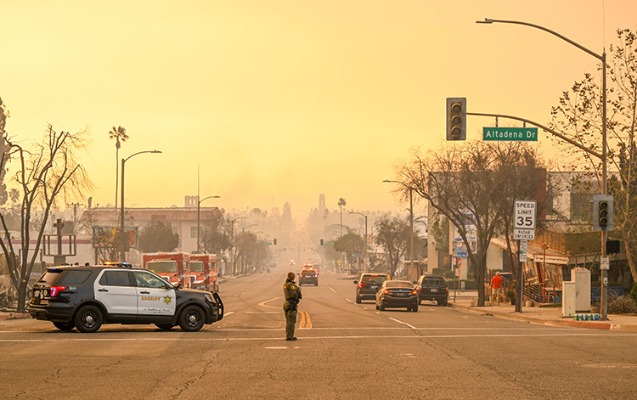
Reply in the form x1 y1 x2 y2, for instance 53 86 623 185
514 200 536 240
483 127 538 141
519 239 528 262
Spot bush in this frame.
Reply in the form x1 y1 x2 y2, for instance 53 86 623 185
630 283 637 303
607 295 637 314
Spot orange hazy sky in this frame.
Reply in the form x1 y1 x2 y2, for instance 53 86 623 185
3 0 636 218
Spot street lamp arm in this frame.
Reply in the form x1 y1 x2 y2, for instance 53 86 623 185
124 150 162 163
120 149 162 261
477 18 603 61
199 195 221 204
467 111 604 160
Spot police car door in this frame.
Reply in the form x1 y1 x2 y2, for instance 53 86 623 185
132 270 176 316
95 270 138 315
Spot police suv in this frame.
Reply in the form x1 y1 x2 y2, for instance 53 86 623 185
28 262 224 333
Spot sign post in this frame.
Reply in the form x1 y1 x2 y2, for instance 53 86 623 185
513 200 536 313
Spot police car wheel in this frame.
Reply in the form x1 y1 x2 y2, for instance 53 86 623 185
74 305 103 333
179 305 205 332
155 324 175 331
53 322 75 331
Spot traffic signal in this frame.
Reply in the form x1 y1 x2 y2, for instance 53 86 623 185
598 200 609 228
273 238 277 245
446 97 466 141
592 195 613 231
606 240 620 254
320 239 324 246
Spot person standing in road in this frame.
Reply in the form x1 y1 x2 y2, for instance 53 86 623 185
283 272 302 341
490 272 504 305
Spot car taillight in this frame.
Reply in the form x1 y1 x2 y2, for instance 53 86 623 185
410 289 418 295
50 286 67 297
383 289 390 295
417 287 422 292
445 287 449 293
358 283 364 288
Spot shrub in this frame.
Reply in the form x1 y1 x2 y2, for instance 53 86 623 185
607 295 637 314
630 283 637 303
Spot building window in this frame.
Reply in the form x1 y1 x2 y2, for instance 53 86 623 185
570 192 592 221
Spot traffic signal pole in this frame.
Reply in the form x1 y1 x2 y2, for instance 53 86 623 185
475 18 609 319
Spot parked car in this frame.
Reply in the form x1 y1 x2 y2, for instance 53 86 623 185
28 262 224 333
415 275 449 306
375 280 419 312
354 273 390 303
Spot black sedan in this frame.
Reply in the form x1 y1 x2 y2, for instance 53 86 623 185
375 280 419 312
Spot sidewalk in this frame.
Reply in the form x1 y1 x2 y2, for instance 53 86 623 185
448 290 637 331
0 310 30 322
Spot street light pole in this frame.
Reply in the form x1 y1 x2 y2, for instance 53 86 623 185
229 217 243 275
383 180 415 276
477 18 608 319
196 195 220 253
349 211 368 273
120 150 162 262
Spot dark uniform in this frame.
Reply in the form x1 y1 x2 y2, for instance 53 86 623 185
283 272 302 341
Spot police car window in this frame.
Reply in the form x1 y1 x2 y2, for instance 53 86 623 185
58 270 92 284
133 271 167 288
99 270 132 287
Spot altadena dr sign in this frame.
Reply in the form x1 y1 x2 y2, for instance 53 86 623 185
483 127 538 141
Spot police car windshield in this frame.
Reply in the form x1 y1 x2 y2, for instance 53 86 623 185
148 260 178 273
190 261 204 272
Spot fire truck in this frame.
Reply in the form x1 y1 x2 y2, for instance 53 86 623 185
189 253 220 293
141 252 191 288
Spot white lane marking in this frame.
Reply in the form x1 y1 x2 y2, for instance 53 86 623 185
244 312 279 314
258 297 280 309
0 333 633 343
265 346 290 349
329 287 336 293
389 317 416 330
345 298 354 303
223 311 235 317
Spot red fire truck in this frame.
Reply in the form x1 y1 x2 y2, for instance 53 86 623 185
141 252 191 288
189 253 220 293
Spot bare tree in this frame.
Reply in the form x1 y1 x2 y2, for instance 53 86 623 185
397 141 546 306
374 215 410 279
550 29 637 283
0 125 91 311
0 98 8 206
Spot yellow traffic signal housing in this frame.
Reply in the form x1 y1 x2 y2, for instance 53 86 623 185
446 97 467 141
592 194 614 231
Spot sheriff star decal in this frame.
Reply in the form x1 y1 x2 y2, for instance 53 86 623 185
163 295 172 305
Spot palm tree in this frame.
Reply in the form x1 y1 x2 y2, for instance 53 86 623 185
338 197 346 237
108 126 128 209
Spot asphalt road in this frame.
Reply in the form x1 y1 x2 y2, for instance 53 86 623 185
1 268 636 400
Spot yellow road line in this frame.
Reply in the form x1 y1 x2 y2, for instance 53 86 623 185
298 311 313 329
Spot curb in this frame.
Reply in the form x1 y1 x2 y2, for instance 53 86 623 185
450 303 632 331
0 312 30 322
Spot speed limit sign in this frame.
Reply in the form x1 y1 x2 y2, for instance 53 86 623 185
514 200 536 240
514 200 536 229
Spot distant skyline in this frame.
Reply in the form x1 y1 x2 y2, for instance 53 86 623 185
3 0 636 219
